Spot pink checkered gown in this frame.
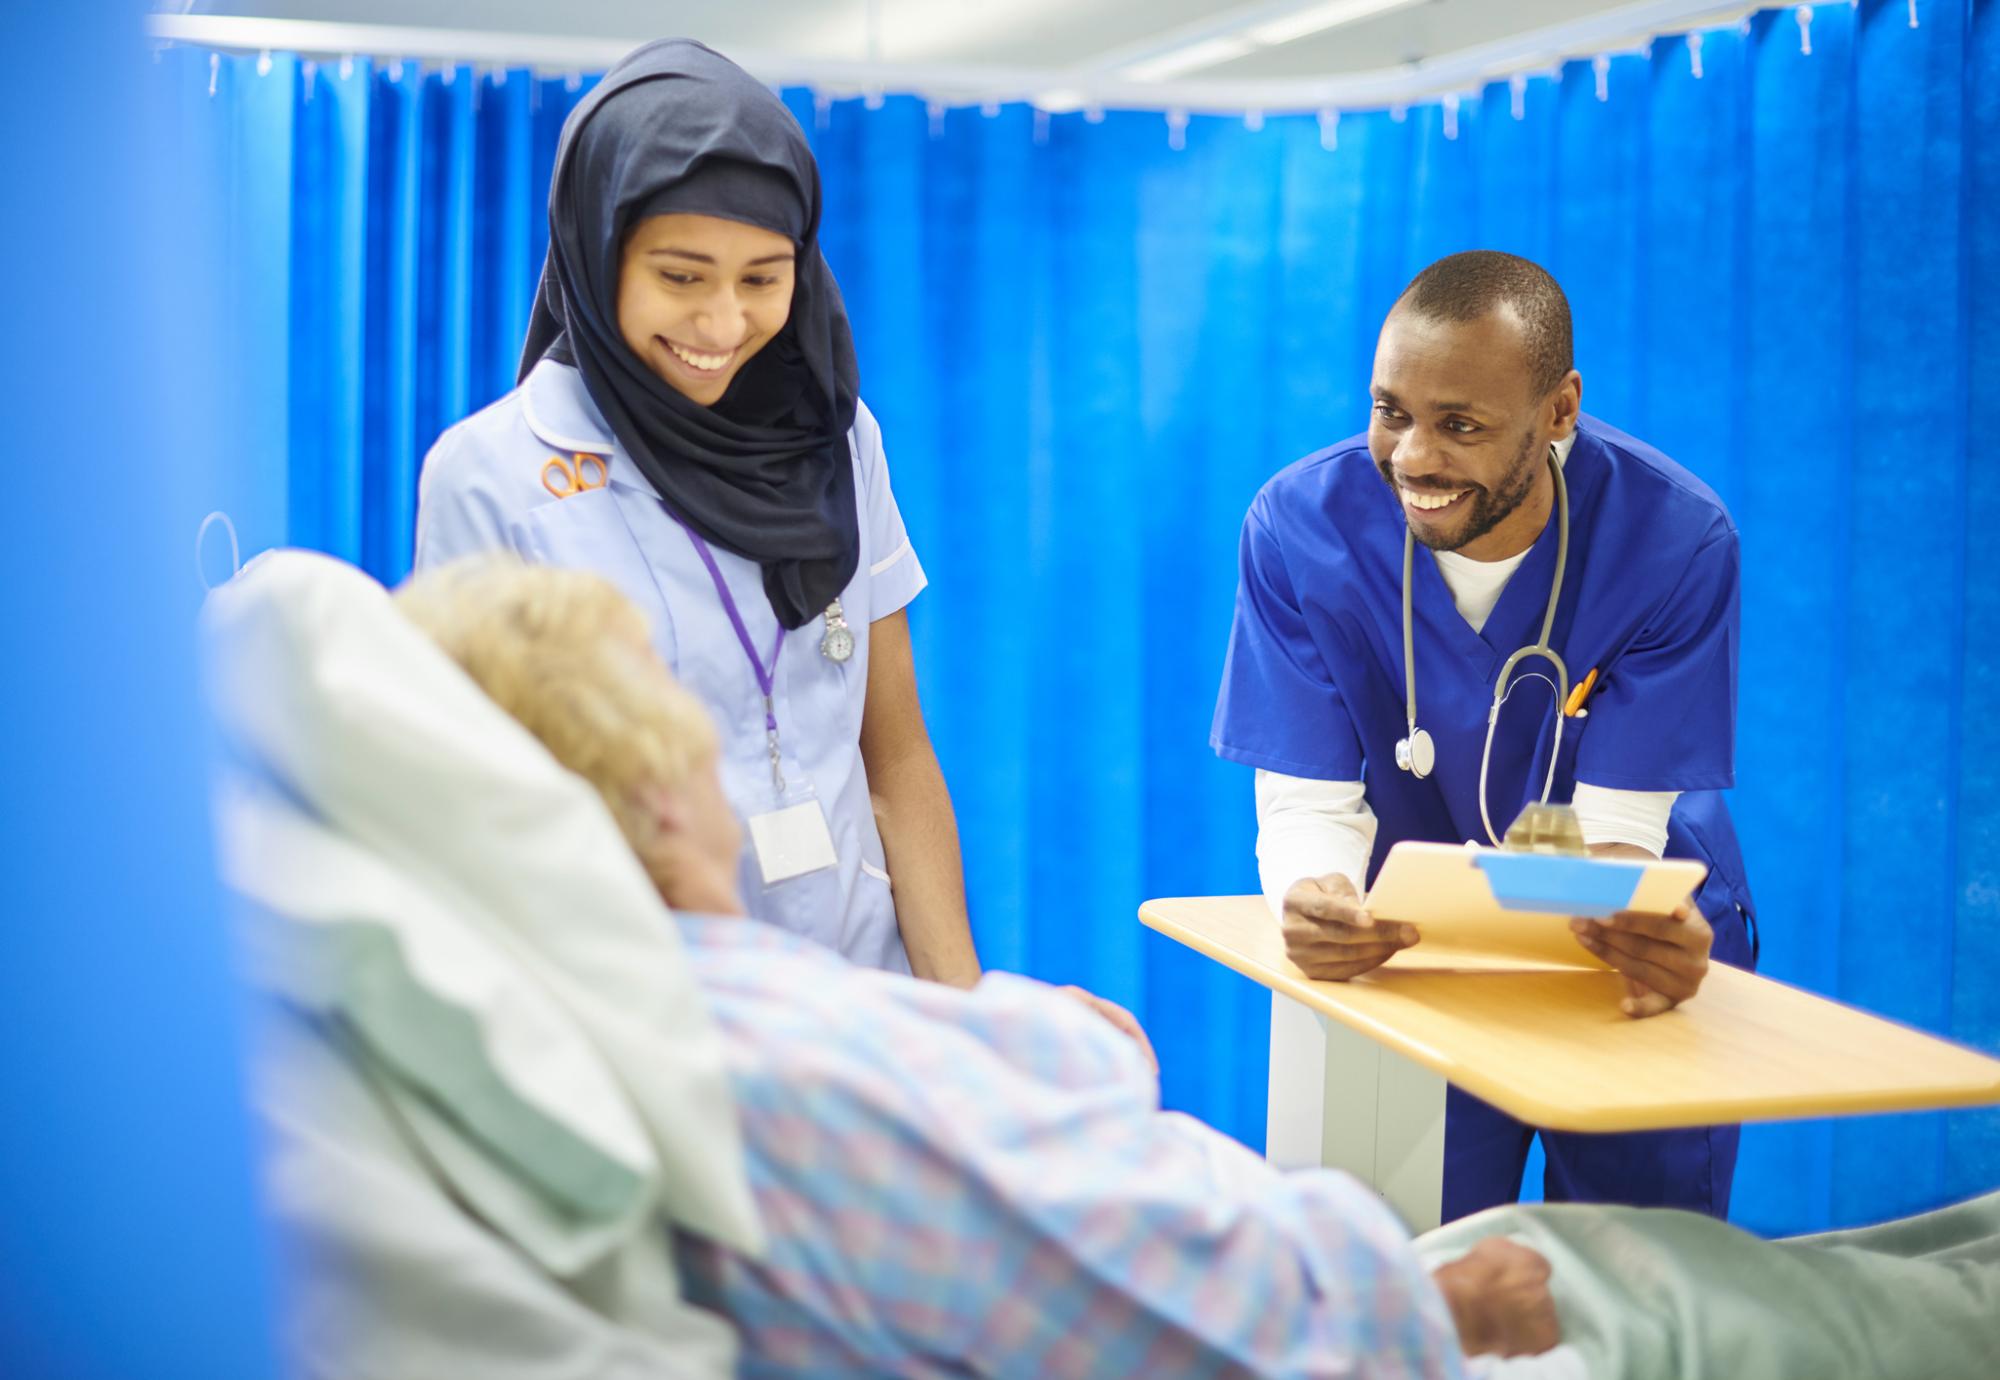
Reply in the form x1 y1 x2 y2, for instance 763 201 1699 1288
669 916 1466 1379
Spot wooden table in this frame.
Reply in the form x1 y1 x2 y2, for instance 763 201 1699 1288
1141 895 2000 1229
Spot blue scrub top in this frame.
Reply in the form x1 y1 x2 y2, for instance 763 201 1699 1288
414 360 925 973
1212 416 1756 934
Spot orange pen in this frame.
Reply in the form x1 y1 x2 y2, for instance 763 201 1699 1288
1563 666 1599 718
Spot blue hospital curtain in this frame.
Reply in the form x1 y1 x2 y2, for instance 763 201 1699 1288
161 0 1998 1236
4 8 280 1376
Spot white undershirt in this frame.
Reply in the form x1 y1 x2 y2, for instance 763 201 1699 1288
1255 432 1677 917
1430 547 1526 636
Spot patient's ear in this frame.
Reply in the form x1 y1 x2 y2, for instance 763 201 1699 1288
656 784 696 828
625 778 746 917
632 781 693 842
622 783 687 906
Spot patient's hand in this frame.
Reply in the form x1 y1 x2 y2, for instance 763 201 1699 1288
1431 1238 1560 1358
1058 986 1159 1074
1280 873 1419 982
1569 898 1713 1018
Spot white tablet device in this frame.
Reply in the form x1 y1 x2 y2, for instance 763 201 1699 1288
1363 841 1709 969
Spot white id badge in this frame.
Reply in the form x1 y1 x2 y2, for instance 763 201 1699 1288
747 796 839 886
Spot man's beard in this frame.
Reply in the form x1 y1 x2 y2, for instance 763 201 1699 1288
1384 430 1543 553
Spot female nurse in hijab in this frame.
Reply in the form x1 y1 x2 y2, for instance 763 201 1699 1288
413 39 1151 1058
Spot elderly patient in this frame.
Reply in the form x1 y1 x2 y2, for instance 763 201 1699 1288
388 557 1542 1377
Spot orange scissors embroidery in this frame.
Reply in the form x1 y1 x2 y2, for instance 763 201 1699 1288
541 452 608 499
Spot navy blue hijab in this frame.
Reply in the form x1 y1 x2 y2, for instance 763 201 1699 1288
520 39 860 630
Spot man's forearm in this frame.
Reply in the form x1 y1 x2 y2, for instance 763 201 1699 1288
1254 771 1376 919
870 746 981 986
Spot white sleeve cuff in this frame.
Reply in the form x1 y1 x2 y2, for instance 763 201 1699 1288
1571 781 1679 857
1253 770 1376 921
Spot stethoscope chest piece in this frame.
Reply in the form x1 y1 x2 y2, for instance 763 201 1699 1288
1396 727 1436 779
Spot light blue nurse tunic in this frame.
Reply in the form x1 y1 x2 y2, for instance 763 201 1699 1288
414 358 924 974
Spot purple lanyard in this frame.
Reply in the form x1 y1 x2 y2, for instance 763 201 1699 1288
671 514 788 793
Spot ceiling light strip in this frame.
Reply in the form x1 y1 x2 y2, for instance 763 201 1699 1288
148 2 1774 116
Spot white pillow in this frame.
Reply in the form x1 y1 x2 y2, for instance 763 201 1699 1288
207 550 762 1273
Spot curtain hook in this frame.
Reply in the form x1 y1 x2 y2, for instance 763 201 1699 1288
1244 108 1264 132
926 100 945 138
195 512 241 592
980 98 1000 118
1166 108 1188 151
1318 107 1340 150
1908 0 1920 29
1797 6 1814 56
1084 104 1105 125
207 51 219 97
255 49 271 78
1592 54 1611 102
1510 72 1527 121
1442 93 1460 140
814 90 832 129
1688 31 1705 79
1033 108 1050 144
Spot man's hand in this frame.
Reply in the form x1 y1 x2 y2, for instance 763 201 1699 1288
1058 986 1159 1073
1280 873 1418 981
1570 898 1712 1018
1430 1238 1560 1358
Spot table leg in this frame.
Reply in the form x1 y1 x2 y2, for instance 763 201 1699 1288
1265 991 1447 1231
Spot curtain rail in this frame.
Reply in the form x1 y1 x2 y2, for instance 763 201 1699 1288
149 2 1768 114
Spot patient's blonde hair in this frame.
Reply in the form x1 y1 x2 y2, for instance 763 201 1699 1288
394 557 717 850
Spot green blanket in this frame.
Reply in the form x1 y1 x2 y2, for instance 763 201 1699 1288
1416 1192 2000 1379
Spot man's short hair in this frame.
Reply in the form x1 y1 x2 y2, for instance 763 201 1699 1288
1396 250 1574 396
395 557 718 851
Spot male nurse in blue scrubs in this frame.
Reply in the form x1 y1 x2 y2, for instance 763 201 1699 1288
1212 251 1757 1223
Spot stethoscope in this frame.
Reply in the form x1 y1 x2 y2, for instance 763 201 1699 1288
1394 444 1571 846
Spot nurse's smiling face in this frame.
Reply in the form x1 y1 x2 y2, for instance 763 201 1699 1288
617 213 797 406
1368 303 1580 562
